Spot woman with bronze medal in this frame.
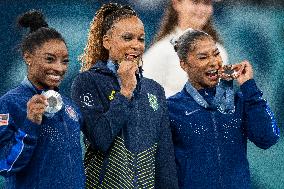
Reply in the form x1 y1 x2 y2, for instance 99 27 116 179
167 28 280 189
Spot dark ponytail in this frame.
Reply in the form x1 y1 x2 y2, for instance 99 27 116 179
174 29 211 61
18 10 65 55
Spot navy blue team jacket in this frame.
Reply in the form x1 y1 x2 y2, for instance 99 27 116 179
168 79 280 189
71 61 178 189
0 78 85 189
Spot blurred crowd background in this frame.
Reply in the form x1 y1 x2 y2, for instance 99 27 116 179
0 0 283 188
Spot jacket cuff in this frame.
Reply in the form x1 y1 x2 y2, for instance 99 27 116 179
240 79 261 99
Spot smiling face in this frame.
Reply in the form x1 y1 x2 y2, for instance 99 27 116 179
103 16 145 62
181 36 223 90
174 0 213 30
25 39 69 90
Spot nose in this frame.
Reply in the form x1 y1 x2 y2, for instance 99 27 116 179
131 39 145 52
52 61 67 73
208 56 222 68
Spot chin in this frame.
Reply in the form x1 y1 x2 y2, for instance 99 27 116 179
206 82 218 88
46 82 60 90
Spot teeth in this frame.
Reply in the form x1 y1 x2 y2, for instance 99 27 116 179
127 54 139 58
48 74 61 80
207 70 217 74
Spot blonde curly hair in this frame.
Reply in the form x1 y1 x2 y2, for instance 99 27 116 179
79 3 137 72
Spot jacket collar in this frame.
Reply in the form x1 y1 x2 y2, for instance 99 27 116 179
89 60 115 75
183 80 235 113
21 77 59 94
89 59 143 83
106 59 119 74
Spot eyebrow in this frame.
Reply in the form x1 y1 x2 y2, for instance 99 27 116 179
196 52 208 56
196 48 219 56
44 53 68 58
213 48 219 53
44 53 55 57
121 32 133 36
121 32 145 36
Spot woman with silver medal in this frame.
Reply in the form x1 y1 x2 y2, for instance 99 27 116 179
167 28 280 189
0 10 85 189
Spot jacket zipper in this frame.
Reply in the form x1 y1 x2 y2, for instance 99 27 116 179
211 112 222 188
63 115 73 172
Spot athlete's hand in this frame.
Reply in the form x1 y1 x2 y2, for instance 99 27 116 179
118 57 139 99
27 94 48 125
232 60 253 85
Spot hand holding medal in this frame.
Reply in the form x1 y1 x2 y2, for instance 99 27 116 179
117 55 141 99
27 94 48 125
219 60 253 85
27 90 63 124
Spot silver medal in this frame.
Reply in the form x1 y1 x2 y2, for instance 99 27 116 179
42 90 63 117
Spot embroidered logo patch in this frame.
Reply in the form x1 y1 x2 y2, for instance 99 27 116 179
147 93 159 111
0 114 9 126
65 106 79 121
80 92 95 107
185 109 200 116
108 90 116 101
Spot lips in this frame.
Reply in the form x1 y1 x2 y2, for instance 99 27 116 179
205 69 218 80
125 53 140 60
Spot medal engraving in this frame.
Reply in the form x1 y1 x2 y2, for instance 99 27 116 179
42 90 63 116
221 65 236 80
223 65 234 75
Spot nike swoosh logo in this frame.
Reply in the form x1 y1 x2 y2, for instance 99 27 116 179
185 109 200 115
